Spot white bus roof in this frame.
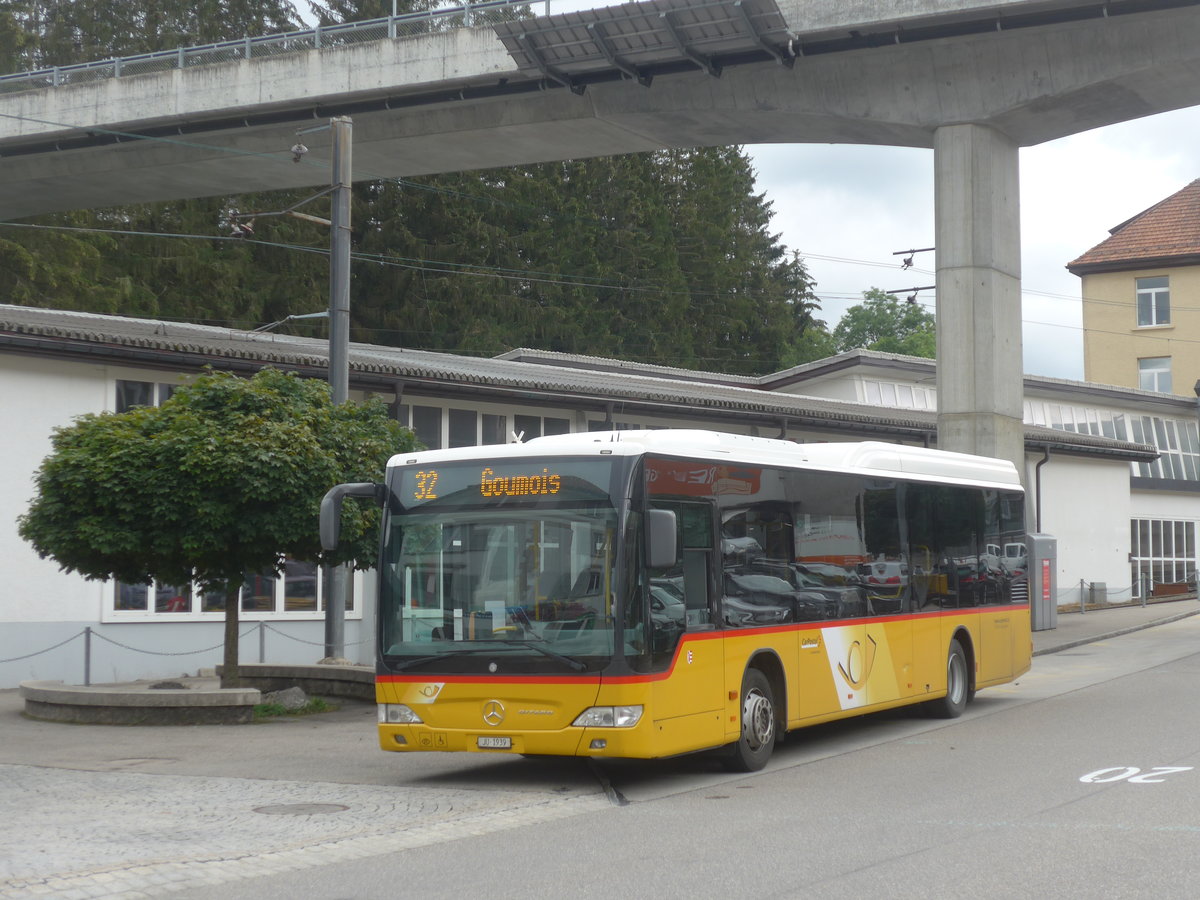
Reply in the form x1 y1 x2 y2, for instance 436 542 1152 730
389 429 1023 491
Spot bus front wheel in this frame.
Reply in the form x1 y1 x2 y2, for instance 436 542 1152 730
925 638 969 719
725 668 776 772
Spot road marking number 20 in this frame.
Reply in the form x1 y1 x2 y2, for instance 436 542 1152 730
1080 766 1194 784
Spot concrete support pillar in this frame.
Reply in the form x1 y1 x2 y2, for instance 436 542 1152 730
933 123 1025 478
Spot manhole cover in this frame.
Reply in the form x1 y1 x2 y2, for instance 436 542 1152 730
253 803 349 816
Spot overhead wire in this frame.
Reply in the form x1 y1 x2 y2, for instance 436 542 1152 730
7 216 1179 356
0 110 1178 358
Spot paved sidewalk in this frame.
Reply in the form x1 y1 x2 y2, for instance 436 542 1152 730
2 600 1197 900
1031 597 1200 656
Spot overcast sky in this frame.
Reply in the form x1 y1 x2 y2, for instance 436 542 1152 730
745 105 1200 380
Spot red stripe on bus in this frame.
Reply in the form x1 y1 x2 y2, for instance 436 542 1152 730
377 604 1030 688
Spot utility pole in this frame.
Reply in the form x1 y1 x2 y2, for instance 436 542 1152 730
325 116 353 662
231 117 354 662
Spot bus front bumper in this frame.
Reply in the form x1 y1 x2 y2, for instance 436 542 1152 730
378 721 659 759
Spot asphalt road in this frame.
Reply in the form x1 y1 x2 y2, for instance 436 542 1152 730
5 615 1200 899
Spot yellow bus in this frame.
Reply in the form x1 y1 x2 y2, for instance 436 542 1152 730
322 430 1029 771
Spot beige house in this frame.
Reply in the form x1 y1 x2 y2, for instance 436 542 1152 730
1069 178 1200 397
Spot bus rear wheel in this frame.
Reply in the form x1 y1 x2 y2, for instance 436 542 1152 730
925 638 969 719
724 668 776 772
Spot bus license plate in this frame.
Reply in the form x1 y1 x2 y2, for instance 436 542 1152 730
478 736 512 749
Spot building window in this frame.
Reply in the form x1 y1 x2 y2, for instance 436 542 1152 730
863 379 936 410
112 561 355 620
1128 415 1200 480
588 419 642 431
411 405 442 450
1130 518 1195 598
116 380 176 413
517 415 572 439
1024 401 1130 442
448 408 477 448
1137 357 1172 393
1135 276 1170 326
482 414 507 445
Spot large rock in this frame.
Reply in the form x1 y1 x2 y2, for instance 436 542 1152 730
261 686 308 710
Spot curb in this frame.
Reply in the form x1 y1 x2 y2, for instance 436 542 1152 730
221 662 374 701
19 679 261 725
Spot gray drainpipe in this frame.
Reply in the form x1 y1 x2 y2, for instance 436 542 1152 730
1034 447 1051 533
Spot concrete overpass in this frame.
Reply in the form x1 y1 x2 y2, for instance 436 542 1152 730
2 0 1199 474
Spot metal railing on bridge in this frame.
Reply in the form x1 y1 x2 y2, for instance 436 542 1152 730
0 0 586 95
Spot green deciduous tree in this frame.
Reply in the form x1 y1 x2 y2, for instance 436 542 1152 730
18 368 416 686
780 319 838 368
832 288 937 358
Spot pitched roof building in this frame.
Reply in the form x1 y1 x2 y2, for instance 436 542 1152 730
1069 179 1200 395
5 305 1197 689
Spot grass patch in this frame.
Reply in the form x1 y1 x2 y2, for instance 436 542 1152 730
253 697 337 720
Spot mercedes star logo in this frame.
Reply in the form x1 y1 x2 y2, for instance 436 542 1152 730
482 700 505 726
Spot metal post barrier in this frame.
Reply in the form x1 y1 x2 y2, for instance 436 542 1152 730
259 621 266 663
83 626 92 686
1080 579 1086 614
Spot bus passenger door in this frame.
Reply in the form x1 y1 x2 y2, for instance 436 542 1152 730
977 492 1015 684
647 501 725 755
978 613 1014 684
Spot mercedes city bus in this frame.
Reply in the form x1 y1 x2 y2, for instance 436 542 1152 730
321 429 1029 771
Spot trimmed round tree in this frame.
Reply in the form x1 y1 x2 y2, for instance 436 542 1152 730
18 368 416 687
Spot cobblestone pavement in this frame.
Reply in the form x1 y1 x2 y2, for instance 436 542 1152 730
0 763 609 899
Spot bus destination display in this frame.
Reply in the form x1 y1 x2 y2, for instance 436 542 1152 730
397 459 615 509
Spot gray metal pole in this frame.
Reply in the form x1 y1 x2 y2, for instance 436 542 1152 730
328 116 352 408
324 116 352 661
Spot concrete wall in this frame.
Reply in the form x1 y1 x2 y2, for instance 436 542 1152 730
1 354 110 625
1130 491 1200 523
0 355 368 688
1030 453 1134 603
1081 265 1200 396
772 376 863 403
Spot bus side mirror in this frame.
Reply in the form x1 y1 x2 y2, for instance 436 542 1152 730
320 482 387 551
647 509 678 570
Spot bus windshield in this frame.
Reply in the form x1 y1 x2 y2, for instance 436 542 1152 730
379 458 625 674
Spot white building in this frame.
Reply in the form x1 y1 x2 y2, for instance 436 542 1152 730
3 304 1188 688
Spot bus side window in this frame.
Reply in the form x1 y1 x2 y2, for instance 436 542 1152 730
906 486 938 609
648 501 715 636
860 483 905 615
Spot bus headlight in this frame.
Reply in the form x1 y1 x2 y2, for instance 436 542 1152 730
378 703 423 724
572 705 643 728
